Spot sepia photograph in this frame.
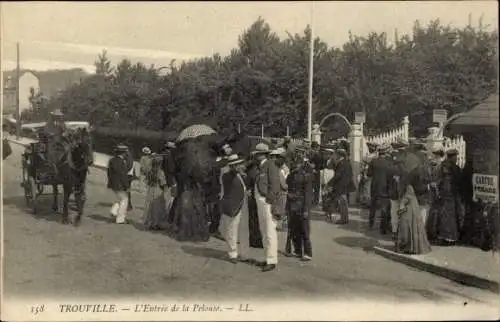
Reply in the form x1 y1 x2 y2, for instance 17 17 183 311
1 1 499 321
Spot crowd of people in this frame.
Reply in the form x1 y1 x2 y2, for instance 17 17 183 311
358 138 483 254
106 134 358 272
103 129 494 269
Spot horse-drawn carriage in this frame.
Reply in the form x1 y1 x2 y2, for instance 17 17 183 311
20 121 92 216
21 141 59 212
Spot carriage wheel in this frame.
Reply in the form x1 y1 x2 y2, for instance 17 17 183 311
22 166 33 207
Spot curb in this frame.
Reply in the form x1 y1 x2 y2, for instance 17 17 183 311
373 246 500 294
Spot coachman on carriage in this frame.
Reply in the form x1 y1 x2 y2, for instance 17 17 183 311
20 109 94 226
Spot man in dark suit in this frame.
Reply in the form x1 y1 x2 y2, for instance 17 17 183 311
326 148 356 225
367 143 392 233
253 143 281 272
309 141 322 205
107 144 130 224
220 154 251 264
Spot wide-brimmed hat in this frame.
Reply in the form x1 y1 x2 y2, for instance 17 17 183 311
378 143 390 153
270 147 286 157
50 109 64 117
114 144 128 152
226 154 245 166
252 143 271 155
142 147 152 154
165 141 176 149
446 148 458 156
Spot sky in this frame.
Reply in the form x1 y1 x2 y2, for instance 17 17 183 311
1 1 498 74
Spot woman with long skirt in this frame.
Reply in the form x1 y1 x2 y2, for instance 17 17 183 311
142 156 169 230
395 151 432 255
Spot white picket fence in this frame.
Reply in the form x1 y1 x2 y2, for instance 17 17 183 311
365 116 410 147
443 135 467 168
247 114 466 168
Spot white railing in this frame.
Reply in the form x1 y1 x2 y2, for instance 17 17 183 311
365 116 410 147
443 135 467 168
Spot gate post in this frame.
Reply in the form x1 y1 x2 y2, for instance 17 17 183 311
311 123 321 145
348 123 363 205
426 126 443 151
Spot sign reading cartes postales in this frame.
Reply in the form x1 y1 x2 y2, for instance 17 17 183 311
433 109 448 124
472 173 498 203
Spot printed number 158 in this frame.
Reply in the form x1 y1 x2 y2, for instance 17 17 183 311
31 305 45 315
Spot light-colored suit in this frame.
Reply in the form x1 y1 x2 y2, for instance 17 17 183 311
220 172 249 259
255 158 281 265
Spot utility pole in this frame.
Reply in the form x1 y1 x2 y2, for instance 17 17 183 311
16 42 21 140
307 1 315 141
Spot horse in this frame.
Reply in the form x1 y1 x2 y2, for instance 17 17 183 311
47 127 93 226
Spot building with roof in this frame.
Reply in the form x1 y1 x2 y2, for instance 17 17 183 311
2 68 88 115
2 72 40 115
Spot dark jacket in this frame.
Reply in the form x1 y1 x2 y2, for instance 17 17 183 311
255 158 281 204
107 155 130 192
124 150 135 178
367 155 393 198
220 171 246 217
327 158 356 196
162 151 177 187
286 167 313 213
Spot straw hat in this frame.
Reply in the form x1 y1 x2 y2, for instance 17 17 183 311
165 141 176 149
252 143 271 155
270 147 286 156
226 154 245 166
142 147 152 155
50 109 64 117
114 144 128 153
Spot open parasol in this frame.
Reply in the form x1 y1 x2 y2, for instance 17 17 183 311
177 124 217 142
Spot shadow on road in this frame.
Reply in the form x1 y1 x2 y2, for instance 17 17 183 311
334 236 383 253
3 195 67 224
181 245 227 262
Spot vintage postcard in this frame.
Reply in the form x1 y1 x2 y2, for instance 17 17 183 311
1 1 499 321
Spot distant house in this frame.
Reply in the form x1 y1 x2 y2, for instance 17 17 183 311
2 72 40 115
2 68 88 115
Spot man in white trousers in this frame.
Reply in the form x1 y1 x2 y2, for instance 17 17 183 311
252 143 281 272
107 144 130 224
219 154 251 264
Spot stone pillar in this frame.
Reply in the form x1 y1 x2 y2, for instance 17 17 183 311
402 116 410 141
311 123 321 145
426 126 443 152
348 123 363 205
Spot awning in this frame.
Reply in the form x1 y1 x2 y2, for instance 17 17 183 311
450 94 499 127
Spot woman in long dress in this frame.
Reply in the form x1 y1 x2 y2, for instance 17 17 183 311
395 150 432 255
142 156 169 230
170 137 214 242
434 149 464 245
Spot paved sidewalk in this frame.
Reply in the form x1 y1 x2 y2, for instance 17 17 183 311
313 205 500 293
